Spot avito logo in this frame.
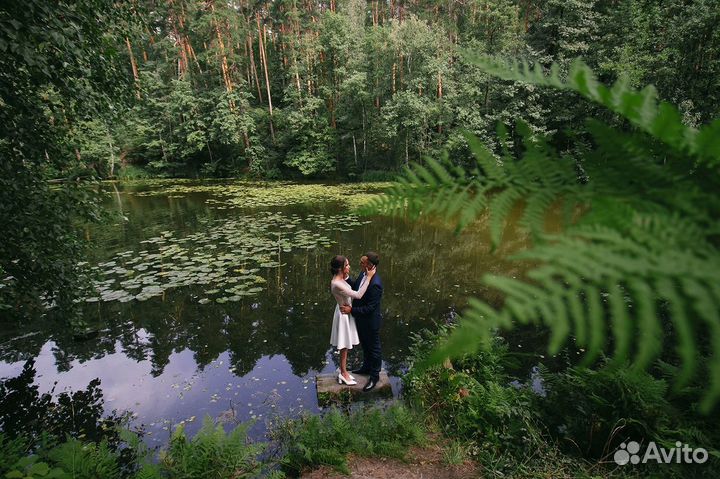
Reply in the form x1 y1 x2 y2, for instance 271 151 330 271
614 441 708 466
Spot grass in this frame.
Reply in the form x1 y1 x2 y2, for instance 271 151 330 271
271 404 426 476
442 440 469 466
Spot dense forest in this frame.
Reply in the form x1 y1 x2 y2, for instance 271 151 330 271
9 0 720 180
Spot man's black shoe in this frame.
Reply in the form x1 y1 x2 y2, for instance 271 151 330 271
362 378 378 392
351 368 370 375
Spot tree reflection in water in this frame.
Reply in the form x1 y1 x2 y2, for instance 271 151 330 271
0 359 127 447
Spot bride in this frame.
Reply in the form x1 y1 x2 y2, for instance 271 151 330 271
329 255 375 385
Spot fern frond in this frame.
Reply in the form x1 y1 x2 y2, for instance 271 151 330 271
416 212 720 410
682 278 720 411
656 278 696 388
520 190 557 240
488 188 524 247
361 156 480 226
606 282 631 368
465 53 720 166
582 285 605 367
694 119 720 162
462 130 506 181
48 439 121 479
370 57 720 411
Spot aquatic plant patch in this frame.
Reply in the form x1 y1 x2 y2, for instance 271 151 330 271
83 211 370 304
127 181 391 209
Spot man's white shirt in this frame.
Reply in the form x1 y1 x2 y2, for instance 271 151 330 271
358 272 368 290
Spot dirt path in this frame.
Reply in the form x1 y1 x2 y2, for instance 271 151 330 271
300 442 480 479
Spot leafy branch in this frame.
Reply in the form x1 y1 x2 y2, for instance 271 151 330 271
364 57 720 412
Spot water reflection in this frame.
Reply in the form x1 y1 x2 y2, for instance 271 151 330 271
0 359 125 446
0 180 531 444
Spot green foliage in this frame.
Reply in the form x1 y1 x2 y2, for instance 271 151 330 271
538 362 705 457
591 0 720 125
0 434 27 473
406 326 720 476
0 435 125 479
47 439 121 479
405 327 539 449
7 0 717 186
403 328 592 476
367 58 720 412
1 416 267 479
116 165 150 180
279 95 336 177
441 441 468 466
469 55 720 165
274 405 425 475
0 0 131 318
158 416 263 479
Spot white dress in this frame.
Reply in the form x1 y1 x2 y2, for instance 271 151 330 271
329 276 371 350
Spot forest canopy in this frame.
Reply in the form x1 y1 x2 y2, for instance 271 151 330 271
5 0 717 181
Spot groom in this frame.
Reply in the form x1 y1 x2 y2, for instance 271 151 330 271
341 252 383 392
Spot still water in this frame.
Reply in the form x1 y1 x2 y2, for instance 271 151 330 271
0 180 530 446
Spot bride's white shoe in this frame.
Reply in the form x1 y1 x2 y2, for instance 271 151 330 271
336 368 355 381
337 373 357 386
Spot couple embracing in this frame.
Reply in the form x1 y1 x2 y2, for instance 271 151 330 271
329 252 383 392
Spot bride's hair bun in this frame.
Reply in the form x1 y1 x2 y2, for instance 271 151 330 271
330 255 346 275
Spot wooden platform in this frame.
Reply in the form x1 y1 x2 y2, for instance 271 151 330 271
316 371 393 406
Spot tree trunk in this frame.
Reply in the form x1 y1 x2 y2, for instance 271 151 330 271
168 0 189 78
106 124 116 177
392 62 396 94
294 61 303 101
362 105 367 157
187 40 203 74
405 134 409 166
375 78 380 109
125 37 140 98
437 70 443 134
247 33 264 103
257 13 275 142
399 53 404 87
352 133 357 166
210 1 233 98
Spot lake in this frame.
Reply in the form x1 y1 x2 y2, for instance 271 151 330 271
0 179 533 447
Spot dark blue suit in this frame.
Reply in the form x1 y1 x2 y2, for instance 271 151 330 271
348 271 383 380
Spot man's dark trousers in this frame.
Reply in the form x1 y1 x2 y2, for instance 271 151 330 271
348 272 383 381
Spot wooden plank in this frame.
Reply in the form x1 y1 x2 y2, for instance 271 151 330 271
316 371 393 406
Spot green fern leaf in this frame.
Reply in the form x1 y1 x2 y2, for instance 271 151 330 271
656 278 696 389
488 188 524 247
606 282 631 368
465 53 720 165
682 278 720 413
365 56 720 411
